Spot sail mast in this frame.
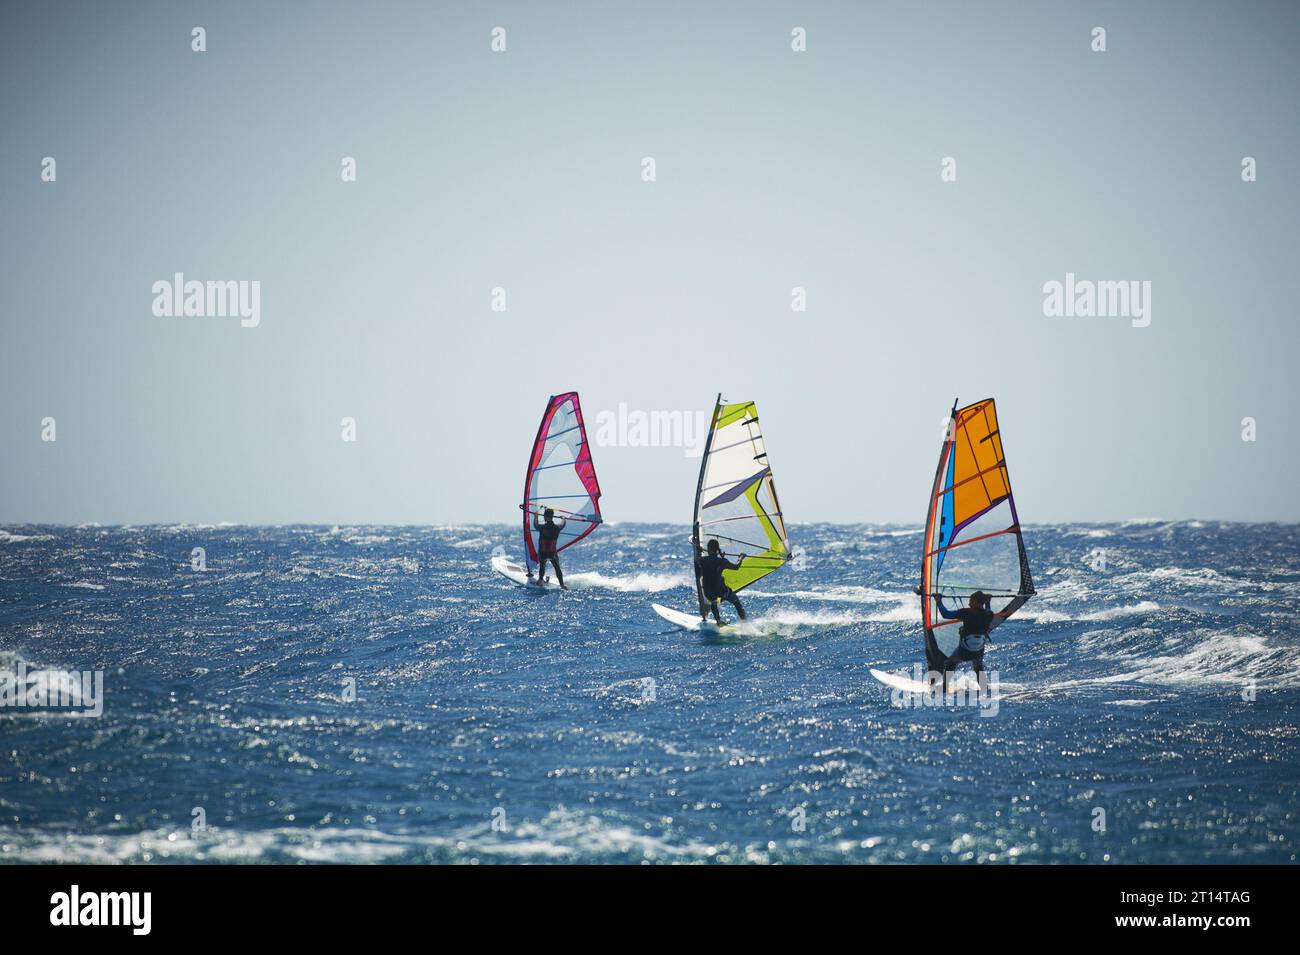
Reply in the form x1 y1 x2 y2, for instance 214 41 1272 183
691 393 723 613
521 394 556 577
920 399 958 669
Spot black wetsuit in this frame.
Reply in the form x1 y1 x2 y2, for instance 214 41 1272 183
534 517 566 585
696 552 746 623
936 599 994 681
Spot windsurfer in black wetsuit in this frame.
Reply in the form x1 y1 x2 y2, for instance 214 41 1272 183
695 538 747 624
934 591 994 690
532 508 568 589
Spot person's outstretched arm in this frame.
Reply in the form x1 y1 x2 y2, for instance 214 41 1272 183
934 595 959 620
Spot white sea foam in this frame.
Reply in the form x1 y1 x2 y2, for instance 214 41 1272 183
345 534 394 546
1020 608 1071 624
1135 567 1234 588
0 530 55 543
860 602 919 623
760 585 902 604
0 650 92 712
1075 601 1160 622
0 826 398 864
565 570 690 593
715 607 869 636
1024 600 1159 623
1052 627 1298 692
0 811 717 864
1113 630 1295 689
1075 528 1114 539
472 808 715 860
749 586 915 623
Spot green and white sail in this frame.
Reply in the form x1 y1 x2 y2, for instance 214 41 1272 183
692 395 791 599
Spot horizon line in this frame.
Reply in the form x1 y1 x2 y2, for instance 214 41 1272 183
3 518 1298 530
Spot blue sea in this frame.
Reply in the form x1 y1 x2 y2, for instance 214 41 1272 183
1 522 1296 864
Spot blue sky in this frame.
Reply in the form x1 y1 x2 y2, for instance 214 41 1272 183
2 1 1297 524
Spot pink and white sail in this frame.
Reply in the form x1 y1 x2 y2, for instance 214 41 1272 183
521 392 603 573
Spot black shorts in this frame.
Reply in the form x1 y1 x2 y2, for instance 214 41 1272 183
704 588 737 603
947 645 984 665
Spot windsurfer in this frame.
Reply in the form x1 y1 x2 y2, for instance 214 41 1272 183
934 591 994 690
695 538 746 623
533 508 568 589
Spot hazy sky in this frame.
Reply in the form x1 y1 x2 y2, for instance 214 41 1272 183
2 1 1297 525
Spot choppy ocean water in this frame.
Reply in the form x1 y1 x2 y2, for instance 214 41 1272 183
0 521 1296 864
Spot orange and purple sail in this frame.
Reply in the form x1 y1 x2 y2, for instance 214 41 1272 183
919 398 1034 671
521 392 602 574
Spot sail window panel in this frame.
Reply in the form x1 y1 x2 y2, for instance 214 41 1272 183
932 499 1021 597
